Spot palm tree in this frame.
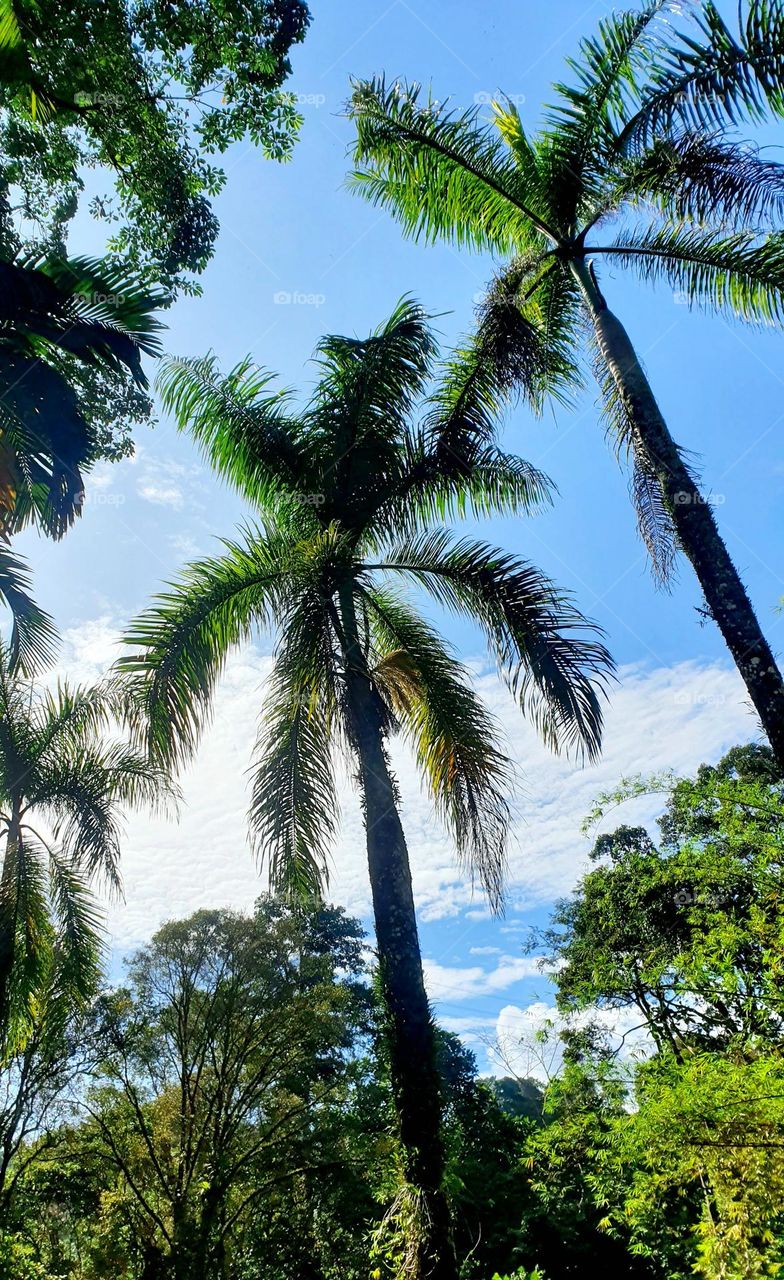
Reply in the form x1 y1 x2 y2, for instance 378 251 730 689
0 251 164 664
0 650 172 1056
117 300 613 1280
347 0 784 766
0 251 164 539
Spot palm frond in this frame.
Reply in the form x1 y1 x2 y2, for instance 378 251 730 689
156 354 303 510
365 586 512 910
308 297 438 526
248 596 340 901
117 526 294 766
610 131 784 227
0 546 58 674
370 531 614 761
36 741 174 892
348 76 558 251
370 431 553 539
620 0 784 146
32 682 113 757
47 850 103 1008
591 224 784 323
590 333 679 586
0 831 52 1053
545 0 672 224
0 351 91 539
423 257 583 471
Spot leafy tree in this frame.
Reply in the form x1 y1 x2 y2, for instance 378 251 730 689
0 0 311 297
521 1060 663 1280
544 744 784 1054
0 656 171 1054
0 971 90 1219
348 0 784 766
522 745 784 1277
490 1075 545 1122
620 1052 784 1279
0 0 310 470
435 1036 541 1280
117 298 613 1280
72 901 371 1280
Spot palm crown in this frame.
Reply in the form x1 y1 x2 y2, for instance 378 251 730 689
0 251 165 541
119 300 613 904
0 656 172 1053
348 0 784 579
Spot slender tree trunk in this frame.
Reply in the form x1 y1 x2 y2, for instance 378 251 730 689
0 814 22 1049
338 586 457 1280
571 257 784 767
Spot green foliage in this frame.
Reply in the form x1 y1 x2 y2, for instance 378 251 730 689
0 252 164 538
520 745 784 1279
347 3 784 587
118 299 613 907
0 651 174 1054
9 900 377 1280
0 0 310 467
0 1231 49 1279
0 0 311 294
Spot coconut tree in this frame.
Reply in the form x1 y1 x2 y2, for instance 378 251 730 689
0 651 172 1056
347 0 784 766
117 299 613 1280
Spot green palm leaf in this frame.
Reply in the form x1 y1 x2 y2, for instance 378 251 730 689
371 531 613 761
593 223 784 323
349 76 558 250
366 586 512 910
248 596 341 900
119 527 296 768
0 545 58 674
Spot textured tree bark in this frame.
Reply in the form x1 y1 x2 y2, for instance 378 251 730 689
0 812 22 1049
571 257 784 768
339 586 457 1280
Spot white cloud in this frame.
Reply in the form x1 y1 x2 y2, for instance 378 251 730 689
169 533 202 559
469 945 501 956
491 1000 650 1083
138 483 185 509
423 954 549 1002
136 458 204 512
51 619 758 950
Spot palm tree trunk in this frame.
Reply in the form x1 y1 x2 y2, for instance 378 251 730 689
0 815 21 1049
338 586 457 1280
571 257 784 767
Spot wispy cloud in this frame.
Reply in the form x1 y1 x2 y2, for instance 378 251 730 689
54 621 757 950
138 483 185 509
491 1000 650 1082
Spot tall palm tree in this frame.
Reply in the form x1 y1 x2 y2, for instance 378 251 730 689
347 0 784 766
0 651 172 1056
117 300 613 1280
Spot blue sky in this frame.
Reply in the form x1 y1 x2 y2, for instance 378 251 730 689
23 0 784 1072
